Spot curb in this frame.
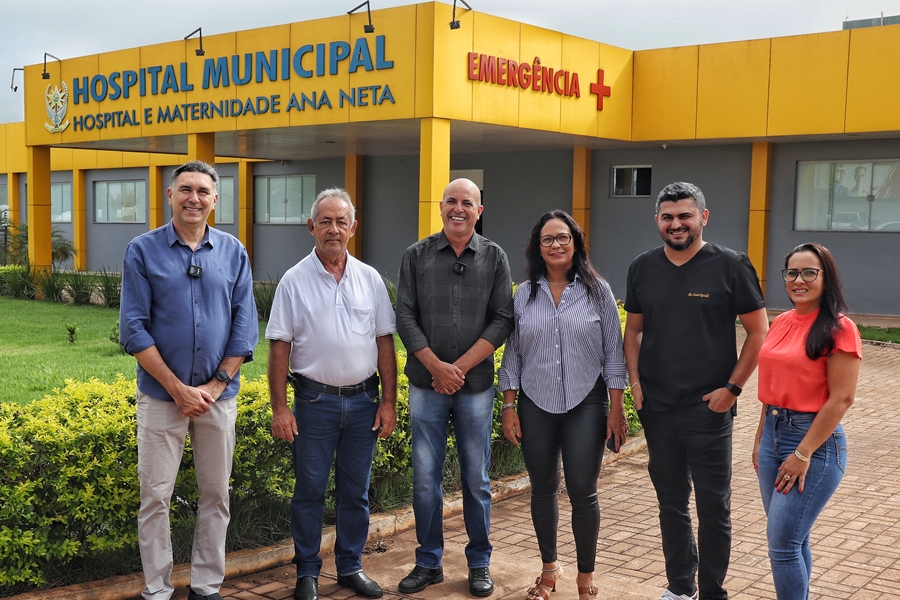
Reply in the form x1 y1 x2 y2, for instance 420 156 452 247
12 434 646 600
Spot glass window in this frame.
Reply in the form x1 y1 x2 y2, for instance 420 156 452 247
612 166 652 197
253 175 316 224
795 160 900 231
51 182 72 223
94 180 146 223
215 176 234 224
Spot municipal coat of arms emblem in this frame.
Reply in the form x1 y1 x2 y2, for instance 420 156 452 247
45 82 70 133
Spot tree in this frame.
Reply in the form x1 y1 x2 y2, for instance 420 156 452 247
0 221 76 268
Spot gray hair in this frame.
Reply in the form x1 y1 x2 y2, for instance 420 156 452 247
169 160 219 192
310 187 355 223
655 181 706 214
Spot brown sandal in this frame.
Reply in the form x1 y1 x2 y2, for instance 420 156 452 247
525 565 563 600
577 584 597 600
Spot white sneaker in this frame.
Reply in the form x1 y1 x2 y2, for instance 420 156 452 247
658 590 698 600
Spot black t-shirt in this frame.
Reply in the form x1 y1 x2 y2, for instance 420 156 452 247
624 243 765 410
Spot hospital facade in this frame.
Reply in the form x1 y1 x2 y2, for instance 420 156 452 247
2 1 899 314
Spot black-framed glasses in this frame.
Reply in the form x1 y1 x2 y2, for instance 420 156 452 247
782 268 821 282
539 233 573 247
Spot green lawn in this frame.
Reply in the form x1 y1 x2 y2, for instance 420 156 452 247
0 297 269 405
857 325 900 344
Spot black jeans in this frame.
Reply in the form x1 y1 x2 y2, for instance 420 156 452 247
517 383 608 573
639 401 734 600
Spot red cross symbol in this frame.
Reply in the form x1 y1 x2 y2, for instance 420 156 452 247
590 69 611 111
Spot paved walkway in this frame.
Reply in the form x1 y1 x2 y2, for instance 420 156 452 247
189 339 900 600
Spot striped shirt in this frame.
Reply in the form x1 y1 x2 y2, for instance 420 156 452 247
498 276 628 414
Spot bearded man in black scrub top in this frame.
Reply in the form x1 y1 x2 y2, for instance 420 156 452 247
623 182 769 600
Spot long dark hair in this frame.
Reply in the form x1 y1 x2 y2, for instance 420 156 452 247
784 242 847 359
525 210 604 304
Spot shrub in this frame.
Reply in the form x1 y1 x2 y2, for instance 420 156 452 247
95 268 121 308
33 268 67 303
0 265 35 299
0 377 140 589
109 321 126 354
253 279 278 320
64 272 97 306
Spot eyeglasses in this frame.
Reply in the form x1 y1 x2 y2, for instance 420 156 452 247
782 268 821 282
539 233 573 247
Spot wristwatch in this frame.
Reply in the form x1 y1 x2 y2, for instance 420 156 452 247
725 382 742 397
215 370 232 384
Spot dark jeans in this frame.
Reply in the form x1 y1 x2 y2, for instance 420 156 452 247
639 401 734 600
290 385 380 577
518 384 608 574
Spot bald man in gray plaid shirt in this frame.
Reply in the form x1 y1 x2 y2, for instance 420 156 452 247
395 178 513 598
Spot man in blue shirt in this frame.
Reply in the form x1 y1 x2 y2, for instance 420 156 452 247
120 160 258 600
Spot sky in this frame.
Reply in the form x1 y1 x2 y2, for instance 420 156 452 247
3 0 900 124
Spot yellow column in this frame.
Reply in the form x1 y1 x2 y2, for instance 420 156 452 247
571 148 592 248
748 142 772 295
345 154 364 259
26 146 52 270
148 166 164 230
7 173 20 225
72 168 87 270
237 160 254 264
418 118 450 238
187 133 217 227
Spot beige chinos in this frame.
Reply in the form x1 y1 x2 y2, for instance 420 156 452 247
137 390 237 599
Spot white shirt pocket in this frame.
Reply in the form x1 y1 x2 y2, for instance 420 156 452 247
350 307 375 335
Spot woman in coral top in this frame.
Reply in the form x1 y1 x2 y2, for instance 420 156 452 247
753 242 862 600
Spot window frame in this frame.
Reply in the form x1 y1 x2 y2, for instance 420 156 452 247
611 165 652 198
253 174 316 224
93 179 147 224
794 159 900 232
51 182 73 223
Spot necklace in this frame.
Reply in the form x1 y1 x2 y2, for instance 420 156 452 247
547 280 570 286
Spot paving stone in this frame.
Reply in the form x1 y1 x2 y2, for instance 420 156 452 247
207 336 899 599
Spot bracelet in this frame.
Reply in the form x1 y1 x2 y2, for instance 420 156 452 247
630 381 641 391
794 449 811 463
501 402 516 410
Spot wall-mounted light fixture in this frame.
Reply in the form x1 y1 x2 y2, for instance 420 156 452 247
185 27 205 56
347 1 375 33
10 67 24 92
42 53 61 80
450 0 473 29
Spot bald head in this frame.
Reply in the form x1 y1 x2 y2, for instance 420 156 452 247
440 178 483 242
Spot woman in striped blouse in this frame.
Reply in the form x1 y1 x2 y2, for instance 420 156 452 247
498 210 629 600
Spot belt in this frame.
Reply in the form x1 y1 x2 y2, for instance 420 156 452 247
289 372 379 397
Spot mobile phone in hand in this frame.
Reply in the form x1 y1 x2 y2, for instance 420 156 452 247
606 436 619 453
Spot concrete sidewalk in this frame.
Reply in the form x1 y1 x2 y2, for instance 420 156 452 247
198 339 900 600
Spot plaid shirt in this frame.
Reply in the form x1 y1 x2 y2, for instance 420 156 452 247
396 231 514 393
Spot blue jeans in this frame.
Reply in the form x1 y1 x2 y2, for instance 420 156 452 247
409 384 494 569
757 406 847 600
290 386 380 577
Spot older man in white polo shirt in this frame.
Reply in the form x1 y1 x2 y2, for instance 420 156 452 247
266 188 397 600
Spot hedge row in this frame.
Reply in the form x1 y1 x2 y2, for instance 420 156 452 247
0 308 637 592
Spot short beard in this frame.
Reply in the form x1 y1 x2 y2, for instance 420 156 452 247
664 233 696 251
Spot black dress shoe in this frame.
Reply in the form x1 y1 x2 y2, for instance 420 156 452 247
294 576 318 600
398 565 444 593
468 567 494 597
337 571 383 598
